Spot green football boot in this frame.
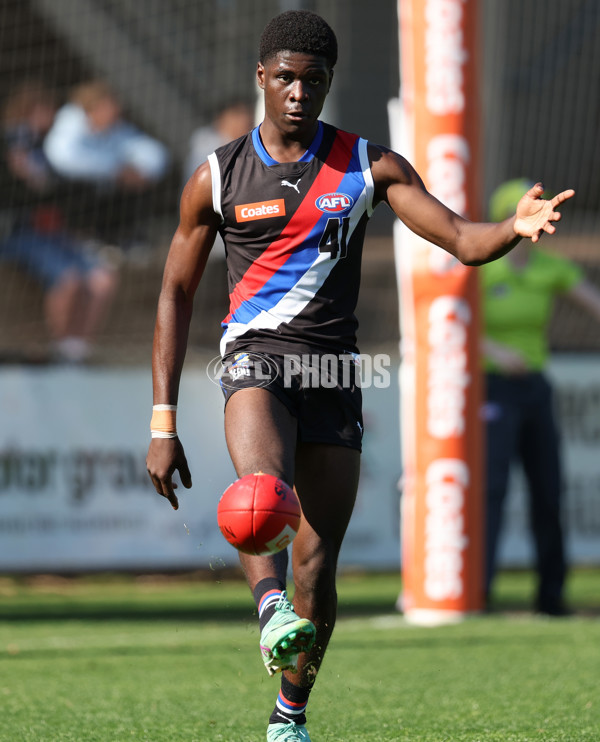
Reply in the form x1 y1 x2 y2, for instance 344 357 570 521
259 591 316 676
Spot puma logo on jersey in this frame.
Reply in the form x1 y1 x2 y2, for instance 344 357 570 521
235 199 286 222
281 178 301 193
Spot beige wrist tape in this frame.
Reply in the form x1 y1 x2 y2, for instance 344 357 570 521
151 404 177 438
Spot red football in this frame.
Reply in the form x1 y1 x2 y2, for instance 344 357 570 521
217 472 301 555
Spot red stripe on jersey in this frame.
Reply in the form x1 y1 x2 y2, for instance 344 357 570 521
224 129 359 324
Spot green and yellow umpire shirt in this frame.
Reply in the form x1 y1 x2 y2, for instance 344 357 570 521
481 248 583 372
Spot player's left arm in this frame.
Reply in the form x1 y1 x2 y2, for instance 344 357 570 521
369 144 575 265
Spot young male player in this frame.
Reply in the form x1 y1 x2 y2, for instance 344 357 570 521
146 11 574 741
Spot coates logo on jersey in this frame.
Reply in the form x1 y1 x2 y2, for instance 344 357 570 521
315 193 354 213
235 199 285 222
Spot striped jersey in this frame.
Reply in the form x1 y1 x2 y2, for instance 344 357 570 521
208 121 375 358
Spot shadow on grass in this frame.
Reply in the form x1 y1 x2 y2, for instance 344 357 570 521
3 599 598 624
0 597 404 623
1 570 598 622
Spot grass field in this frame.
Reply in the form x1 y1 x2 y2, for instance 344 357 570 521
1 569 599 741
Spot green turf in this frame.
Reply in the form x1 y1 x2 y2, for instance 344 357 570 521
1 569 599 741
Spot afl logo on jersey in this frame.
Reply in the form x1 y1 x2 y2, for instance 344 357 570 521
315 193 354 213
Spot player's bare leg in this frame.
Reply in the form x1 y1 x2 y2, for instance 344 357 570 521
265 442 359 738
224 386 298 586
287 442 360 686
224 387 315 674
225 389 360 739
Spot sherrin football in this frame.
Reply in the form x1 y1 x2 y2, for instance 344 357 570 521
217 472 301 555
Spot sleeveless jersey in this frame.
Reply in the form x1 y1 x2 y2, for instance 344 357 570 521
208 121 375 358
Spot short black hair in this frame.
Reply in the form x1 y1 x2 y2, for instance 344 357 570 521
259 10 338 69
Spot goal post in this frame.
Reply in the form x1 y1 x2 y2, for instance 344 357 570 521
393 0 485 624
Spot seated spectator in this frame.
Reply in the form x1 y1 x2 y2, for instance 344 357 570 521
43 79 170 257
0 79 119 363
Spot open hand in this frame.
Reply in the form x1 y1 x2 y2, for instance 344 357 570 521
514 182 575 243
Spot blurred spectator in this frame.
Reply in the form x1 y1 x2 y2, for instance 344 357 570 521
43 79 170 258
0 79 118 364
481 178 600 615
183 99 254 183
182 99 254 333
184 99 254 271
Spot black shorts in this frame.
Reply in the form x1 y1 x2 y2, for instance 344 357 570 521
219 351 363 451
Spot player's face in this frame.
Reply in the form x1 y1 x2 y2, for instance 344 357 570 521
257 51 333 139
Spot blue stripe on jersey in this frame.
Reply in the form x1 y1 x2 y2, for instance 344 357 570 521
226 240 320 327
252 122 324 166
225 136 366 330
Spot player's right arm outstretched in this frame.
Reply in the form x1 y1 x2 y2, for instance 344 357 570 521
146 164 221 509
